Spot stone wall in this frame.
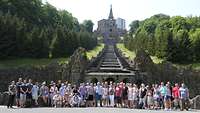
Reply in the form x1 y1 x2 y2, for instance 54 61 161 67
0 63 61 92
134 50 200 98
0 47 88 92
66 47 88 84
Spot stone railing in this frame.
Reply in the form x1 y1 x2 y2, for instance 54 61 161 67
0 92 9 105
190 95 200 109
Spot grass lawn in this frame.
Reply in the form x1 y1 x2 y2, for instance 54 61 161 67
0 58 68 69
117 43 200 70
86 43 104 60
0 44 104 69
117 43 163 64
173 62 200 71
116 43 136 59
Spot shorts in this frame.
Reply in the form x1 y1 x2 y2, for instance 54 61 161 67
20 93 26 102
122 95 128 100
164 95 171 101
26 93 32 99
16 93 20 99
115 96 121 103
147 96 154 105
87 95 94 101
102 95 109 99
32 94 38 100
96 93 102 100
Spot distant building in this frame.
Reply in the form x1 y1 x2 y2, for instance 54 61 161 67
116 18 126 30
96 5 126 44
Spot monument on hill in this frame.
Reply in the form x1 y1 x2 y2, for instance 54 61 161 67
96 5 126 44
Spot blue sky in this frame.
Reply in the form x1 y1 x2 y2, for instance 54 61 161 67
45 0 200 29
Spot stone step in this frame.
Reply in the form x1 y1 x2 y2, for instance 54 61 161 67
100 65 121 68
101 62 119 65
99 67 122 70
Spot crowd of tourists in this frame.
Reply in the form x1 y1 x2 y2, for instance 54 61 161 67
6 78 190 111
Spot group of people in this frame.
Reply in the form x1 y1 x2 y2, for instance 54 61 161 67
7 78 190 111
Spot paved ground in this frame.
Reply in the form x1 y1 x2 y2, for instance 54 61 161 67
0 106 199 113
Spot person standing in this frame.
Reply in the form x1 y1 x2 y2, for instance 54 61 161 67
164 84 172 110
59 83 67 106
172 83 180 110
20 79 28 108
26 79 33 107
153 84 161 110
86 83 95 107
138 83 147 109
95 82 103 107
7 81 16 108
132 84 139 108
16 78 23 107
159 82 167 109
32 82 39 106
179 83 190 111
102 82 109 107
146 85 154 109
122 83 128 108
79 83 87 102
40 82 49 106
127 83 133 108
109 83 115 107
49 83 58 107
115 83 122 107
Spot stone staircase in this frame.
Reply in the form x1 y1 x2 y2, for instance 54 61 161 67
86 44 133 74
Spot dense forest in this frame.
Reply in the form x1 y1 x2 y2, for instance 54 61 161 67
124 14 200 63
0 0 97 59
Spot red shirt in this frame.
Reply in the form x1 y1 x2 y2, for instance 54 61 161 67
115 86 122 97
172 86 179 98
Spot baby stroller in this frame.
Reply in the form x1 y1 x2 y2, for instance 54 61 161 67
70 93 82 107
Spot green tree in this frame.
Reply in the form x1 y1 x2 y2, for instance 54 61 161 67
80 20 94 32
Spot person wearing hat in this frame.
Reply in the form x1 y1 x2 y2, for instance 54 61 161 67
7 81 16 108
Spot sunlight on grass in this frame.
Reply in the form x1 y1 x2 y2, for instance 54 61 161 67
117 43 163 64
0 44 104 69
86 43 104 60
116 43 136 59
150 56 164 64
173 62 200 71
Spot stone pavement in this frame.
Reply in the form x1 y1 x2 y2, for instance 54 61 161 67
0 106 199 113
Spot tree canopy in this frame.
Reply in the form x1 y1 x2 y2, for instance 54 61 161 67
124 14 200 63
0 0 97 59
